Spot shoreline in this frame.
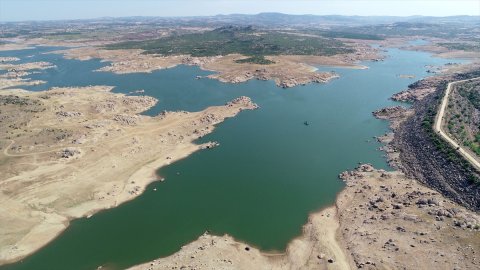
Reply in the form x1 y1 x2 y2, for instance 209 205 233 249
0 143 204 266
1 40 479 269
130 162 480 270
379 65 480 211
0 83 258 265
47 47 372 88
128 203 351 270
127 60 480 270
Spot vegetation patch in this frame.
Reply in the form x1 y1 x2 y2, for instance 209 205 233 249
339 22 479 40
234 55 275 65
444 79 480 156
438 43 480 52
106 26 354 57
321 31 383 40
422 79 480 184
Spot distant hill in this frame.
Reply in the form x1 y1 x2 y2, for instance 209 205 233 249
2 13 479 28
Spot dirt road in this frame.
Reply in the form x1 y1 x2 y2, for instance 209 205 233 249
434 77 480 171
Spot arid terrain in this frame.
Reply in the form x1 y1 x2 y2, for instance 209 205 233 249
130 66 480 270
127 51 480 270
131 165 480 270
50 46 369 88
0 60 53 90
0 74 258 264
1 12 480 270
381 68 480 211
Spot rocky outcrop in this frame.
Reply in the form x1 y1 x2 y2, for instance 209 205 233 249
379 70 480 211
56 111 83 118
182 56 220 66
277 72 338 88
373 106 412 130
373 106 407 120
132 165 480 270
391 87 436 102
392 90 480 211
391 75 453 102
0 85 260 264
0 57 19 62
59 147 82 159
113 114 139 126
337 166 479 270
225 96 259 110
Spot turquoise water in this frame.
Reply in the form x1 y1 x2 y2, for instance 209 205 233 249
0 47 463 270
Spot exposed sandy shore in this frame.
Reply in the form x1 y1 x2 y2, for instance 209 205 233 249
0 61 56 72
0 43 33 52
376 37 480 61
0 77 46 90
0 61 55 90
0 84 258 264
407 43 480 60
3 39 478 269
50 47 375 88
130 164 479 270
129 206 350 270
0 57 20 62
130 64 480 270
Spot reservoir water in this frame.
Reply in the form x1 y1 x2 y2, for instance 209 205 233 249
0 46 463 270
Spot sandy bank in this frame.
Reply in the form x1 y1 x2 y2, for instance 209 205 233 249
0 84 258 265
131 163 480 270
0 43 33 52
50 47 375 88
0 57 20 62
376 37 480 61
130 65 480 270
0 61 56 90
129 206 350 270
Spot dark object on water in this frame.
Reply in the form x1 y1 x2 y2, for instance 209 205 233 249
304 121 309 126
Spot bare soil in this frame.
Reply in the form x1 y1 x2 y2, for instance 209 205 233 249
0 82 257 264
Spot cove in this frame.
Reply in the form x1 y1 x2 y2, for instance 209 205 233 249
0 47 463 270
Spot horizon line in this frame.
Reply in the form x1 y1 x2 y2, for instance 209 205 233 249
1 12 478 23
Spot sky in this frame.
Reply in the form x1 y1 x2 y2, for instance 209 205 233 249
0 0 479 22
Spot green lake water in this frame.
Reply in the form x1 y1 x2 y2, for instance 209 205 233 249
0 46 464 270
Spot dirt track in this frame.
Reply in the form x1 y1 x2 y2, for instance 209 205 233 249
434 77 480 171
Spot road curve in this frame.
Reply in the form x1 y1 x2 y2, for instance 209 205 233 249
434 77 480 171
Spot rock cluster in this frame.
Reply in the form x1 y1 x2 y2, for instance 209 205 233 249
201 141 220 149
59 147 82 159
182 56 218 66
358 163 375 172
391 87 436 102
0 57 20 62
121 96 157 111
0 95 42 106
113 114 139 125
199 113 218 125
372 106 407 120
278 73 338 88
339 164 374 180
56 111 83 117
389 75 480 211
338 166 480 270
225 96 258 110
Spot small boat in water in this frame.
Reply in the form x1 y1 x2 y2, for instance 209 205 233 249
304 121 309 126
